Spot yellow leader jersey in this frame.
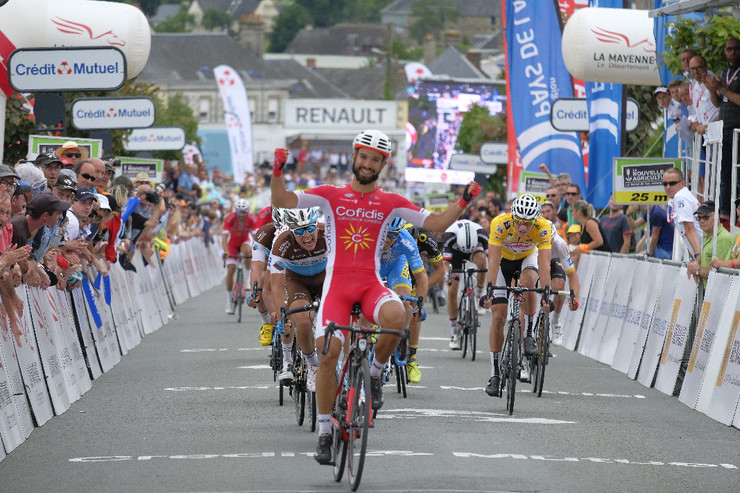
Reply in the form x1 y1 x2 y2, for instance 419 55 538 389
489 213 552 260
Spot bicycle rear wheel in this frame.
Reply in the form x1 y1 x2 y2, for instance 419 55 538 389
505 319 520 415
294 362 306 425
309 391 317 432
347 359 371 491
469 295 478 361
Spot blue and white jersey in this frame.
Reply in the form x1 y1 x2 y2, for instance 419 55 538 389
379 228 425 275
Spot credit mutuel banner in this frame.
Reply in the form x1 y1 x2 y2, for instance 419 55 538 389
504 0 586 195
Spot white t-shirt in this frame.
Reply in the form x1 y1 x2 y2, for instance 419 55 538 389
667 186 702 256
65 212 80 242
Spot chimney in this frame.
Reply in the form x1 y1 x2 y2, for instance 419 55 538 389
465 51 482 71
444 30 462 50
306 57 316 69
423 33 436 66
238 14 264 59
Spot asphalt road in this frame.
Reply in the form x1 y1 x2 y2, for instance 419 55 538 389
0 285 738 493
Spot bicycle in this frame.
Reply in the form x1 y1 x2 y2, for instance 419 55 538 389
386 295 422 398
224 255 249 323
485 280 551 415
269 298 285 404
529 289 575 397
322 303 408 491
451 266 487 361
281 300 320 431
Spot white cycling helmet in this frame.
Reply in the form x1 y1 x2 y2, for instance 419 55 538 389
283 207 319 229
511 194 540 221
271 206 284 228
235 198 249 212
353 129 392 158
455 222 477 254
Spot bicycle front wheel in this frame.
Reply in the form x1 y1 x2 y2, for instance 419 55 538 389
347 358 371 491
469 294 478 361
294 364 306 425
309 391 317 432
332 386 348 482
534 312 549 397
506 319 520 415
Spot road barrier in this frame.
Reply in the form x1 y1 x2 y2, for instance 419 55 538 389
560 251 740 428
0 239 222 456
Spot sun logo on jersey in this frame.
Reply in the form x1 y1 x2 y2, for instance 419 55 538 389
339 222 375 253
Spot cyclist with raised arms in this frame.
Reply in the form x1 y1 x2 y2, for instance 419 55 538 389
270 129 481 465
404 222 445 383
222 198 257 314
269 207 327 390
248 206 282 345
442 219 488 350
480 194 552 395
379 217 429 361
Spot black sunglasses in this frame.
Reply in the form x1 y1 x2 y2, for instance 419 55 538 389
64 152 82 158
662 180 680 187
565 192 578 196
80 172 97 182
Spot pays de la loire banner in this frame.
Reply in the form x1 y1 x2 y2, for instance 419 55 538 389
214 65 253 184
503 0 586 197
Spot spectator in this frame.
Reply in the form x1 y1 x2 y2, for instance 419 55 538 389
540 200 564 237
74 160 99 190
52 175 76 204
663 167 702 261
0 164 20 199
679 48 698 79
688 55 719 142
558 183 582 227
645 205 675 259
177 163 199 199
707 37 740 227
34 152 62 189
134 171 151 188
10 182 30 218
570 199 611 266
677 81 696 154
600 196 632 253
565 224 582 269
90 157 106 188
687 200 733 286
53 140 89 167
100 159 116 192
15 162 46 196
65 188 96 241
710 200 740 270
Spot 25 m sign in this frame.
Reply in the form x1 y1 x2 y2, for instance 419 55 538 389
8 46 126 92
612 157 680 205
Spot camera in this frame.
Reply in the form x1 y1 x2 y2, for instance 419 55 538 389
145 190 160 204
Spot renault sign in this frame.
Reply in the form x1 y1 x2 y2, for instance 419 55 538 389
124 127 186 151
8 46 126 92
449 153 498 174
71 97 155 130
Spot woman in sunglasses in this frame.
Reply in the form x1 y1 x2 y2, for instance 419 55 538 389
269 207 327 388
570 199 611 257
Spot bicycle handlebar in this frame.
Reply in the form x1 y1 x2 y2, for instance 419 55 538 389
284 300 320 317
321 322 408 355
223 254 249 267
449 268 488 274
398 295 423 306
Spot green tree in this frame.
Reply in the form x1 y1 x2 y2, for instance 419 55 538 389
660 15 740 76
269 3 312 53
3 95 36 164
455 104 507 195
408 0 460 44
339 0 395 23
154 6 195 33
296 0 341 28
202 8 233 31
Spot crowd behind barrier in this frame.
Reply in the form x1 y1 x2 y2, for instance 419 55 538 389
0 239 222 457
560 250 740 428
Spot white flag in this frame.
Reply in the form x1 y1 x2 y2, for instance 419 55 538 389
404 62 432 83
214 65 254 184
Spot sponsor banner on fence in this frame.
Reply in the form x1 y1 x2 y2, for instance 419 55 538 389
636 264 680 386
679 272 733 409
596 257 637 365
654 273 698 395
612 261 659 374
578 255 612 357
627 262 666 379
561 253 595 351
28 135 102 160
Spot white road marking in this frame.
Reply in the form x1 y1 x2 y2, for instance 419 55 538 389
375 408 575 424
439 386 646 398
69 450 434 463
453 452 737 469
238 365 272 369
165 385 273 391
180 348 266 352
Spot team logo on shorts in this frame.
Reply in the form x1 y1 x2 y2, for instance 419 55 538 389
339 222 375 253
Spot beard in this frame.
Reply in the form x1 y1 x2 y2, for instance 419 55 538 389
352 161 380 185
